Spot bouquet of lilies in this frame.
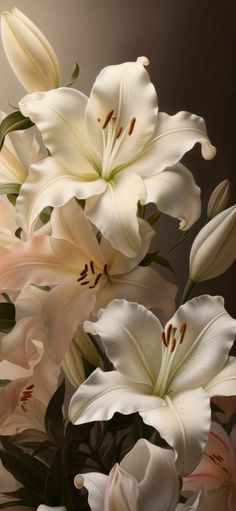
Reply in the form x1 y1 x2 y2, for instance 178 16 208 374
0 8 235 511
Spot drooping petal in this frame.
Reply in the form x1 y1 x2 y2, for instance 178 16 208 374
165 295 236 393
94 266 177 324
100 219 155 274
104 464 138 511
42 280 97 363
205 357 236 397
75 472 107 511
0 235 78 290
121 439 179 511
127 111 216 177
51 198 105 267
84 300 163 387
140 387 211 476
19 87 97 172
143 163 201 230
86 60 158 168
16 156 106 236
68 368 163 425
84 170 146 257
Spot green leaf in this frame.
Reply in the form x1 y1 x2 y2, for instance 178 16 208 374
140 250 175 275
44 448 64 505
45 379 65 445
166 230 189 254
65 62 80 87
0 449 48 496
147 210 161 225
0 183 21 196
0 380 11 387
0 500 36 509
0 111 34 151
0 303 15 332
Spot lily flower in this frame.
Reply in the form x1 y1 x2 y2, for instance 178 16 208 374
0 346 60 434
183 422 236 510
0 8 60 92
74 439 201 511
18 59 215 256
0 198 176 364
69 296 236 476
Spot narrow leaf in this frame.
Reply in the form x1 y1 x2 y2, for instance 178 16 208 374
0 303 15 332
45 379 65 445
0 449 48 495
65 62 80 87
0 111 34 151
147 210 161 225
0 380 11 387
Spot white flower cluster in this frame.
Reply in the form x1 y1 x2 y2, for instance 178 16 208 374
0 7 235 511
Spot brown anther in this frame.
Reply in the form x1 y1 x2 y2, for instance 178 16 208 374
209 455 216 462
166 324 172 345
77 274 87 282
128 117 136 135
21 404 27 412
171 338 176 352
103 264 108 275
97 118 101 122
80 281 90 286
80 264 88 276
180 323 187 344
116 126 123 139
20 396 28 401
23 391 33 398
89 285 96 289
90 260 95 274
94 273 102 286
102 110 114 129
222 467 229 474
217 455 224 462
162 331 168 347
26 384 34 390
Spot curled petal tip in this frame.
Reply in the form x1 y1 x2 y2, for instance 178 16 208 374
201 142 217 160
137 56 150 66
74 474 84 489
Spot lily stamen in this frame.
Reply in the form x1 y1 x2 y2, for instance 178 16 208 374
128 117 136 135
19 384 35 412
102 109 114 129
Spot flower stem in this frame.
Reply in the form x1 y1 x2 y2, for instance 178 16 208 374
180 278 196 305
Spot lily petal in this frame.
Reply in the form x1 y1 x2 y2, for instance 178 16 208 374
16 156 106 236
94 266 177 324
84 300 163 387
68 368 163 425
51 198 105 267
84 170 146 257
205 357 236 397
42 280 97 363
121 439 179 511
75 472 107 511
140 387 211 476
128 111 216 177
86 60 158 167
19 87 97 172
143 163 201 230
165 295 236 393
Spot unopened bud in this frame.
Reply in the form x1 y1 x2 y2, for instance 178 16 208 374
207 179 230 219
190 205 236 282
62 326 101 387
0 8 60 92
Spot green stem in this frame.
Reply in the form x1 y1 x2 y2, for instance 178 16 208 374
180 278 196 305
138 203 146 219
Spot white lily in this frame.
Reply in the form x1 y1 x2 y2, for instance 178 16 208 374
18 59 215 256
183 422 236 510
0 195 18 248
0 346 60 434
75 439 201 511
69 296 236 476
0 8 60 92
0 198 176 364
207 179 230 219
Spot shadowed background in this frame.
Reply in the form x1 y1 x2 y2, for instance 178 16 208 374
0 0 235 315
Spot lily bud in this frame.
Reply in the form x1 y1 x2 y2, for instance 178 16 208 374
0 8 60 92
104 465 138 511
62 326 101 387
207 178 230 219
190 204 236 282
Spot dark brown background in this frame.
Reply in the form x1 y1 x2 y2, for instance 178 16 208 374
0 0 236 315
